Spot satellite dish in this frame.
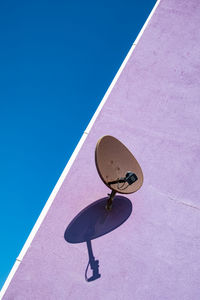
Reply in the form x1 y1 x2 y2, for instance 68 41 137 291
64 135 141 281
95 135 143 210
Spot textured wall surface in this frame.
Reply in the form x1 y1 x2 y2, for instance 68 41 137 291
3 0 200 299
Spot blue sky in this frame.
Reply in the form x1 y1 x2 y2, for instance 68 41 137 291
0 0 156 289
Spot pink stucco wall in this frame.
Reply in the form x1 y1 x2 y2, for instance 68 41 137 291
3 0 200 299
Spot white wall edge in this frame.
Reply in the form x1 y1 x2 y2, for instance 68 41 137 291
0 0 161 298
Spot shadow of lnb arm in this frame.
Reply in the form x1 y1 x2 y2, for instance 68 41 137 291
85 240 101 282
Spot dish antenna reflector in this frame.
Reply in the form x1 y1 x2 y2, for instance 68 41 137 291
95 135 143 210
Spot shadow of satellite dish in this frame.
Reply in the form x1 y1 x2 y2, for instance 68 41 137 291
64 196 132 244
64 196 132 282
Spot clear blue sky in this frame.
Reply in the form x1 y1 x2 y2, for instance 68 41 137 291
0 0 156 289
